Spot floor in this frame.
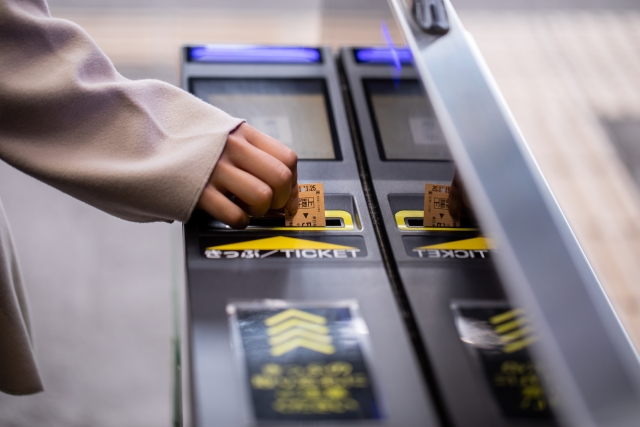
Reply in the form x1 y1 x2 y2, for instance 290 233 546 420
1 1 639 426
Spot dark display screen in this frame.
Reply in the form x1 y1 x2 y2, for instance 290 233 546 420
192 78 339 160
364 79 450 161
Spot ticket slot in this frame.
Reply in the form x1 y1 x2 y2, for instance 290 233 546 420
198 194 360 232
249 216 344 228
406 218 425 228
390 194 476 232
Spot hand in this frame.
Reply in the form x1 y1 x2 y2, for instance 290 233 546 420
197 123 298 229
449 171 475 225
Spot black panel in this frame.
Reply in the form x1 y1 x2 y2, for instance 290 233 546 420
191 78 342 160
363 79 449 161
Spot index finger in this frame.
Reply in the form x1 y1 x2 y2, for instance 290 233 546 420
242 124 298 171
243 124 299 212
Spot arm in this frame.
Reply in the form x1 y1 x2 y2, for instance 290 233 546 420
0 0 294 224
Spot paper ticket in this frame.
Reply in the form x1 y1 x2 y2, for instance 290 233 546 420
424 183 460 228
285 183 326 227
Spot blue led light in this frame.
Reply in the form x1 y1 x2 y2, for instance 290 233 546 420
189 45 322 64
354 48 413 65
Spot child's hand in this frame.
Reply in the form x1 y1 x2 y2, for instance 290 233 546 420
197 123 298 229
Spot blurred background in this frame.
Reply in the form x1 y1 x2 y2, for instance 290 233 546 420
1 0 640 425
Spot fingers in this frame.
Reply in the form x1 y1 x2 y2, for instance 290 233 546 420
241 124 298 172
196 123 299 228
227 124 298 210
227 138 293 209
211 160 273 218
197 184 249 229
238 125 298 203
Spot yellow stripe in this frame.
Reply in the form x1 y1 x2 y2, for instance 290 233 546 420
500 326 533 344
206 236 357 251
493 317 529 334
268 329 332 346
270 210 354 231
394 210 476 232
270 338 336 356
264 309 327 326
242 210 354 231
504 336 537 354
266 319 329 336
489 308 525 325
415 237 493 251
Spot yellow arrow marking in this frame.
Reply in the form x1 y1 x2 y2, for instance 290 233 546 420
263 309 334 357
504 336 537 354
270 338 336 356
395 210 477 231
206 236 357 251
489 308 525 325
493 317 529 334
500 326 533 344
266 319 329 336
268 329 333 346
415 237 493 251
264 308 327 327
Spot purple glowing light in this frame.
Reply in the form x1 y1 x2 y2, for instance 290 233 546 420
189 45 322 64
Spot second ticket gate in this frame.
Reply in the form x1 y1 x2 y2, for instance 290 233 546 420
340 47 556 427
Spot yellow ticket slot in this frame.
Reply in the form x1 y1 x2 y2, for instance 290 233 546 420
248 210 355 232
395 210 476 232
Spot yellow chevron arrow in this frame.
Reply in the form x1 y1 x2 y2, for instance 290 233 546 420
206 236 357 251
488 308 537 354
268 328 333 346
414 237 493 251
265 309 327 326
500 326 533 344
266 319 329 336
489 308 524 325
493 317 529 334
504 336 538 354
270 338 336 356
263 308 335 356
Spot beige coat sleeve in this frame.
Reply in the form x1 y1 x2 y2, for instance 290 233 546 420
0 0 244 395
0 0 244 223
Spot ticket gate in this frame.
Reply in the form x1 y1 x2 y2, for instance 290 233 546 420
180 46 438 427
340 46 556 427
